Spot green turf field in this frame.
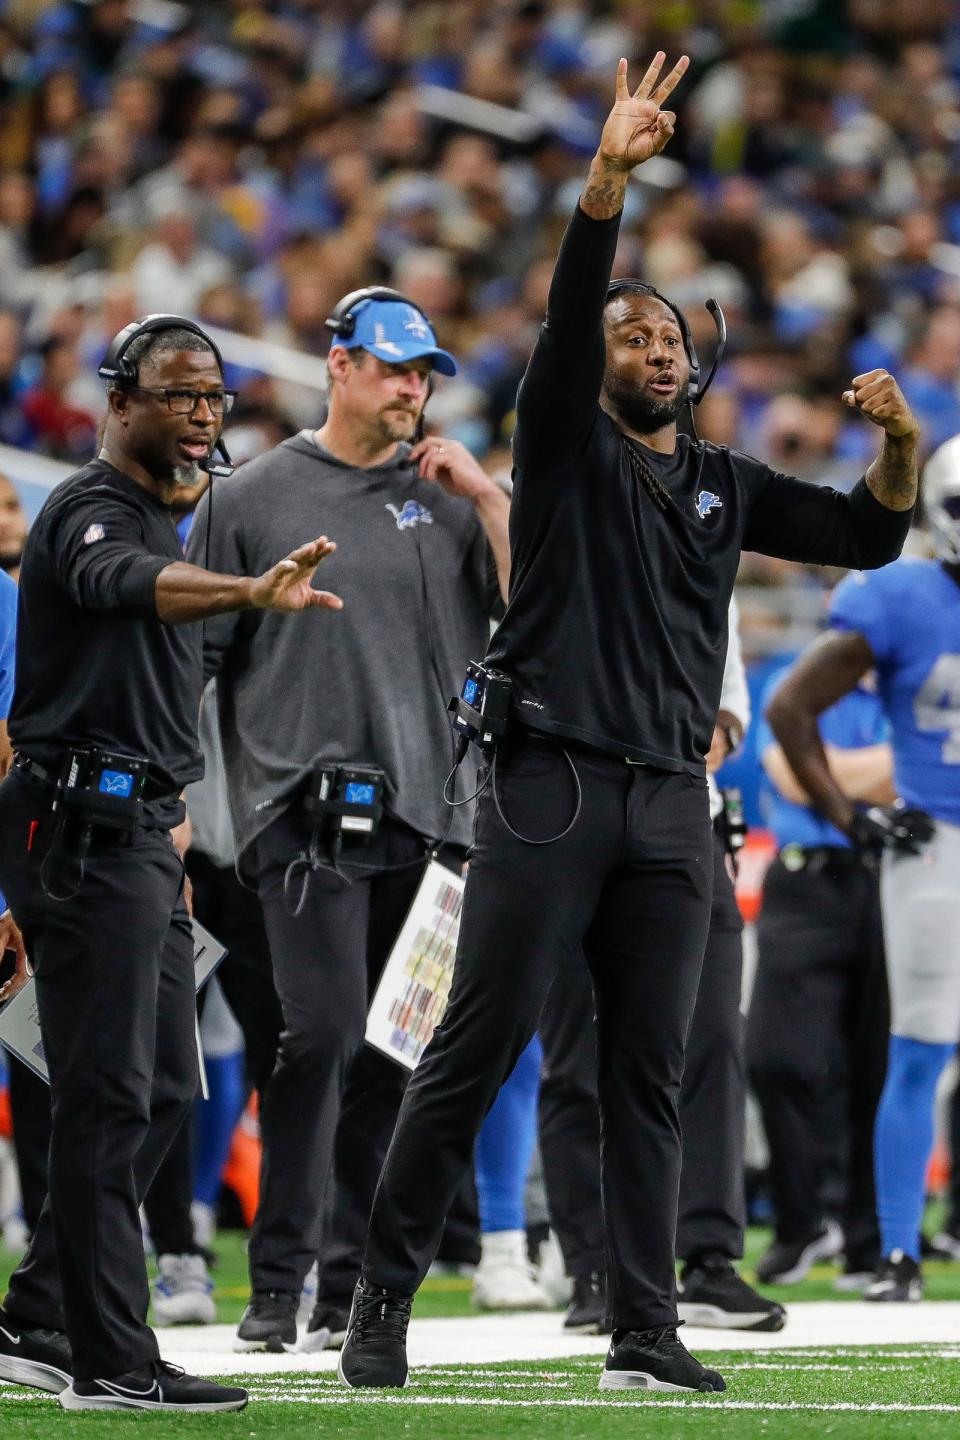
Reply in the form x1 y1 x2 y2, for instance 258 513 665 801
4 1227 960 1436
2 1348 960 1438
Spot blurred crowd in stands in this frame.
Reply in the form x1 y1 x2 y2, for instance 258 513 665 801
0 0 955 656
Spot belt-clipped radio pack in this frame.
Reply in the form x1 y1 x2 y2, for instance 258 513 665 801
448 661 512 760
56 746 150 839
283 761 387 914
303 762 385 843
445 661 583 845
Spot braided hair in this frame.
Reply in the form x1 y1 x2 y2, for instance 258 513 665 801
623 437 673 512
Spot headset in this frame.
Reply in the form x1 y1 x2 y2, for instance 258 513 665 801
98 313 234 478
324 285 440 426
324 285 428 340
604 280 727 407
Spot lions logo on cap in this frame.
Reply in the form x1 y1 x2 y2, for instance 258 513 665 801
402 307 431 340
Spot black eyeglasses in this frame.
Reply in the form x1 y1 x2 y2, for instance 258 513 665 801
127 386 237 417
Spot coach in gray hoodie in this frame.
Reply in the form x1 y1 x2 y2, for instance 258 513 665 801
186 290 508 1354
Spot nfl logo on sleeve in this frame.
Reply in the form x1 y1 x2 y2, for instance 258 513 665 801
83 523 106 545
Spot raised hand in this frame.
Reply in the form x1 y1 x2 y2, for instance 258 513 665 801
598 53 689 174
842 371 919 439
250 537 344 613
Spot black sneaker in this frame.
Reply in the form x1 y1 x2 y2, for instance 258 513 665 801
337 1278 413 1388
234 1289 299 1352
0 1308 73 1394
563 1273 608 1334
599 1323 726 1393
299 1299 351 1353
678 1256 786 1332
864 1250 922 1302
755 1220 843 1284
59 1360 248 1412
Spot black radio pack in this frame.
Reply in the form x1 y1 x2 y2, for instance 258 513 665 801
449 661 512 759
303 762 385 843
55 746 150 838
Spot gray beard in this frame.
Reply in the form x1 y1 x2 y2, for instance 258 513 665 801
172 461 201 488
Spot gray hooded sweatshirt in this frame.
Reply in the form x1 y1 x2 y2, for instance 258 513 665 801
186 432 498 869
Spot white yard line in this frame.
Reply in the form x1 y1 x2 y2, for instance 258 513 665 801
218 1394 960 1412
156 1302 960 1376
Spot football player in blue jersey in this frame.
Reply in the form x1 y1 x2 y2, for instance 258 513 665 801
767 434 960 1301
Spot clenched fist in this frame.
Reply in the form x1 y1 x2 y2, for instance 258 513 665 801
842 371 919 440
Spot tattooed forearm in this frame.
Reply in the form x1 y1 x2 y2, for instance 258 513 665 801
865 429 920 513
580 153 629 219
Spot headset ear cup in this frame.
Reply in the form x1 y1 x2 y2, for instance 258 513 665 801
323 286 422 340
98 314 225 384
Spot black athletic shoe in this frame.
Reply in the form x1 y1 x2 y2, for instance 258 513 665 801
678 1256 786 1332
337 1279 413 1388
864 1250 923 1302
60 1360 248 1412
755 1220 843 1285
234 1289 299 1352
599 1324 726 1393
299 1299 351 1353
563 1273 608 1334
0 1308 73 1394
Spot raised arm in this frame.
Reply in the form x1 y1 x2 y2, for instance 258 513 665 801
743 371 919 570
843 370 920 513
513 54 688 465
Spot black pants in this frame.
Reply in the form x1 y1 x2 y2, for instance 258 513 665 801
363 734 713 1330
250 806 462 1297
539 833 745 1281
0 768 197 1379
746 852 887 1261
185 849 281 1100
5 849 273 1273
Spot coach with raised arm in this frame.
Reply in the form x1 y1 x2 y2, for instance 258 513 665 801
0 316 341 1414
337 52 920 1398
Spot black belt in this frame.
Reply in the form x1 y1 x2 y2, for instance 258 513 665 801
13 752 55 785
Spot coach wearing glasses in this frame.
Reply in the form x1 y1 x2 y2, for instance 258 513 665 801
0 318 341 1413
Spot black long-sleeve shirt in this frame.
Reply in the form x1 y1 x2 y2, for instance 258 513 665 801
486 204 913 773
9 459 203 802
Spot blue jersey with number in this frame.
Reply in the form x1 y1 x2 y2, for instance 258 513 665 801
830 557 960 825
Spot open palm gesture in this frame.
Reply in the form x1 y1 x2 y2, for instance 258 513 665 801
250 537 344 613
599 52 689 173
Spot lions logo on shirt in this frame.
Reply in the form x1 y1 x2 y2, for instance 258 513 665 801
385 500 433 531
696 491 722 520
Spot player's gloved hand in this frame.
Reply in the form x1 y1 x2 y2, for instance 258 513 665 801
847 803 935 855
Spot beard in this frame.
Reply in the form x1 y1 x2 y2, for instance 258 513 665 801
376 408 420 444
603 372 688 434
172 460 202 488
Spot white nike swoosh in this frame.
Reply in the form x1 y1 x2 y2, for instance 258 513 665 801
0 1327 21 1346
101 1378 160 1400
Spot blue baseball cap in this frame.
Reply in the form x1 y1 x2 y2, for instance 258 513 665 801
334 299 457 376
